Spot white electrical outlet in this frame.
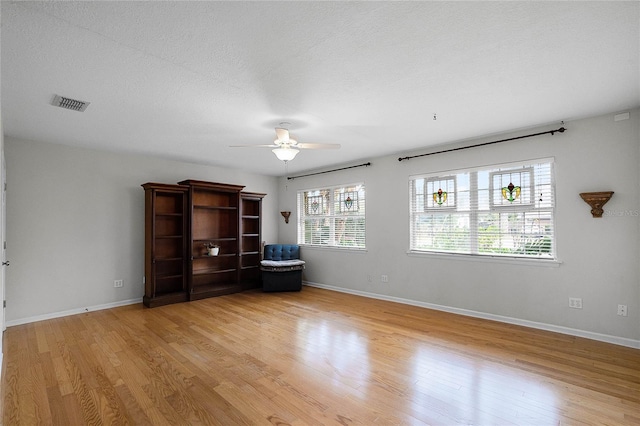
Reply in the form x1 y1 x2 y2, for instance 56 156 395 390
114 279 123 288
381 275 389 283
367 274 372 283
569 297 582 309
617 304 628 317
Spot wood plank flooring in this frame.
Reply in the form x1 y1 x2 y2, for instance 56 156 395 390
2 286 639 425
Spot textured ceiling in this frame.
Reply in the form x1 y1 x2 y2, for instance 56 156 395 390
2 1 639 176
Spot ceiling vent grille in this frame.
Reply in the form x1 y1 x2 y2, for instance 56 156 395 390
51 94 90 112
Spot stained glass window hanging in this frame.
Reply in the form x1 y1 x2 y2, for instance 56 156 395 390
490 168 533 207
433 188 448 205
502 182 521 203
306 194 325 215
338 191 359 213
425 176 456 209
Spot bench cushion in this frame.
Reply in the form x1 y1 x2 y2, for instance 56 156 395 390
263 244 300 261
260 259 305 272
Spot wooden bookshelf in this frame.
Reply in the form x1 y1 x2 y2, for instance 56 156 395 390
240 191 266 289
142 183 189 307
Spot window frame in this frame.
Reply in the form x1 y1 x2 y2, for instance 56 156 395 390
297 182 366 250
409 158 556 261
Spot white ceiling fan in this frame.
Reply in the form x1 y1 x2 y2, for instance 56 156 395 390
232 122 340 162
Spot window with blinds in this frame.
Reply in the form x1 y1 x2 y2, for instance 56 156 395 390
297 183 366 249
410 159 555 259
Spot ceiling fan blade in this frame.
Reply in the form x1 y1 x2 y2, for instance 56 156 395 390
275 127 289 142
229 144 278 148
296 143 341 150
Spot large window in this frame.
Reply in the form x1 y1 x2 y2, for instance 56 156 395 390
297 183 366 249
410 159 555 259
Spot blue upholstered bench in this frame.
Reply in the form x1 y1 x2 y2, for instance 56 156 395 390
260 244 305 292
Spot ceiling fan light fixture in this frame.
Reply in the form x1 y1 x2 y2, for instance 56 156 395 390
272 146 299 162
274 138 297 146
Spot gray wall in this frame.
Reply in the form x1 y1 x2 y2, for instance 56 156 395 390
278 110 640 346
5 139 279 323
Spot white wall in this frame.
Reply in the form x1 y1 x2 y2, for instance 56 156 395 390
278 110 640 345
5 139 279 323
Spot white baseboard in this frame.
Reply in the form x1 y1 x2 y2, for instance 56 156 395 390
5 298 142 328
303 281 640 350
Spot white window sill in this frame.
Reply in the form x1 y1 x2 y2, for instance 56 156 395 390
406 250 562 267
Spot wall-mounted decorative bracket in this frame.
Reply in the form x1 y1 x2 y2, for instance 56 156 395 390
280 211 291 224
579 191 614 218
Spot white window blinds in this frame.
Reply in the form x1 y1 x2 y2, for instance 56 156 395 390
410 159 555 259
297 183 366 249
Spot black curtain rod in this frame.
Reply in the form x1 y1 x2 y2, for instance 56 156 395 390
287 162 371 180
398 127 566 162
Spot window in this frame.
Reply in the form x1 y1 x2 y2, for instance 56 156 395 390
297 183 366 249
410 159 555 259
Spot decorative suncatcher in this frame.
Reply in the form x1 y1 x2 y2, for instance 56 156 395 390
339 191 359 213
426 176 456 209
491 168 533 207
502 182 521 203
433 188 448 206
306 195 324 215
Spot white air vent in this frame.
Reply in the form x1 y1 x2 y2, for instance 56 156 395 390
51 94 90 112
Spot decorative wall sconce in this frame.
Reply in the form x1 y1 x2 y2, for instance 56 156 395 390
579 191 614 218
280 211 291 224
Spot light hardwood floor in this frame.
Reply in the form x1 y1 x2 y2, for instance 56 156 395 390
2 286 639 425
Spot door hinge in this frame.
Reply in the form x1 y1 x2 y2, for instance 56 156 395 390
3 300 6 308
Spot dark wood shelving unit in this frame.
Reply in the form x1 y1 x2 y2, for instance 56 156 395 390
143 180 266 306
240 191 266 290
142 183 189 308
179 180 245 301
